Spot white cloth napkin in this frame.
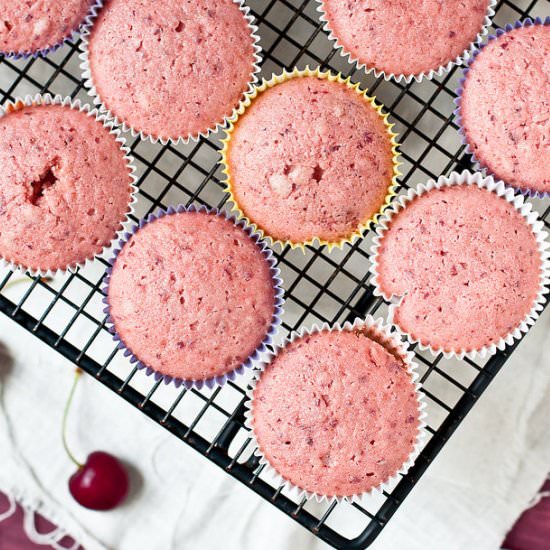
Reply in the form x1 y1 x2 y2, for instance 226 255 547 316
0 308 548 550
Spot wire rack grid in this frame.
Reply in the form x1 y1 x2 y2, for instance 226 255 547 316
1 0 549 548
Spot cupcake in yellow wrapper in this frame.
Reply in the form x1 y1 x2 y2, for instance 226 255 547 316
220 67 401 251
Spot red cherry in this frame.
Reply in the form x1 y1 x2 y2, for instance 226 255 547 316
68 451 129 511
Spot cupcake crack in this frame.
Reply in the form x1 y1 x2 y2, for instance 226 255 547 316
29 158 60 206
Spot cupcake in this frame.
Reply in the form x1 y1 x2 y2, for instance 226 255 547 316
456 18 550 197
371 172 549 358
221 68 400 249
247 318 425 501
0 0 99 58
82 0 260 143
318 0 495 81
0 96 135 275
104 206 283 388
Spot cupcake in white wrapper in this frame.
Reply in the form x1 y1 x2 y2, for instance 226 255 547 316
317 0 496 83
0 94 138 278
79 0 262 144
370 171 550 360
245 316 427 504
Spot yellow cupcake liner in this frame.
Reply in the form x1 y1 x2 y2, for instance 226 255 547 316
220 66 402 252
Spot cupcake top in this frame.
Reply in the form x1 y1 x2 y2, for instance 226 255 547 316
225 75 395 244
321 0 490 76
0 102 132 273
87 0 257 141
375 185 541 353
0 0 91 55
107 211 277 383
252 328 420 497
459 22 550 194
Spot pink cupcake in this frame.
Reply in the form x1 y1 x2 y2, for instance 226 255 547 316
370 171 550 358
318 0 495 81
222 68 400 249
247 317 425 502
81 0 261 143
456 18 550 197
0 95 136 275
104 206 284 388
0 0 100 58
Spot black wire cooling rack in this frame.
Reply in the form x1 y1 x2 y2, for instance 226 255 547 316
1 1 549 548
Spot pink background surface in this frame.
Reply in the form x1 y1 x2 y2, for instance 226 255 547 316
0 492 81 550
503 479 550 550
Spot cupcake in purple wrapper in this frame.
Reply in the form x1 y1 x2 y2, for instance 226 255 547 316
103 206 284 389
245 317 427 502
0 0 101 59
456 18 550 198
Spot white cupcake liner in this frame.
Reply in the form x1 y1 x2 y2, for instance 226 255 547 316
455 17 550 199
0 93 138 278
102 204 285 390
78 0 262 145
0 0 103 60
244 316 428 504
369 170 550 360
316 0 496 84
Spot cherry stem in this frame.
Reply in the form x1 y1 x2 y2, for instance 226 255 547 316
62 368 84 468
2 276 52 291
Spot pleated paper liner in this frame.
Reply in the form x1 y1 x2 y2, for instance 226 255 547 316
369 170 550 360
317 0 496 83
0 93 138 279
102 204 285 390
244 316 428 504
220 66 402 253
79 0 262 145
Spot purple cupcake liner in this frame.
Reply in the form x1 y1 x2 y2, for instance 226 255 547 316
101 204 285 390
454 17 550 200
0 1 103 60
